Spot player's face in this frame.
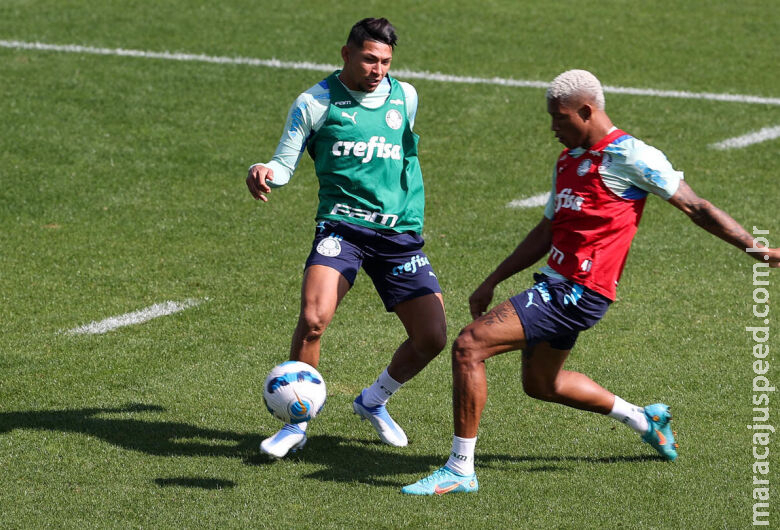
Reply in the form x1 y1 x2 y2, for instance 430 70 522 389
547 98 589 149
340 40 393 92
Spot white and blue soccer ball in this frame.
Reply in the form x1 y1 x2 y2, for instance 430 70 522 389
263 361 327 424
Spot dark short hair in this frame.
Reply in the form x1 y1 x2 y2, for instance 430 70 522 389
346 18 397 49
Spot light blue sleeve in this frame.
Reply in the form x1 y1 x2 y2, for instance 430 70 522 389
601 137 684 200
252 84 329 187
544 167 557 220
400 81 418 129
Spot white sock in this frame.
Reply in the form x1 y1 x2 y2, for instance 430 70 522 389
286 421 307 433
608 396 648 434
361 368 402 407
445 435 476 476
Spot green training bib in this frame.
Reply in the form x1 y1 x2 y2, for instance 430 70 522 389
307 71 425 233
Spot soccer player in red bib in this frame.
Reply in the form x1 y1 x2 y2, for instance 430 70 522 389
402 69 780 495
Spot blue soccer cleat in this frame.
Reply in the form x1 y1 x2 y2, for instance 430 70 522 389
641 403 678 461
260 423 307 459
401 466 479 496
353 390 408 447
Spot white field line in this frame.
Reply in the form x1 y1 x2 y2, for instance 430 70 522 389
507 192 550 209
709 125 780 150
63 299 204 335
2 39 780 106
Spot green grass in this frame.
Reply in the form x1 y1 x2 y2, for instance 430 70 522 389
1 0 779 527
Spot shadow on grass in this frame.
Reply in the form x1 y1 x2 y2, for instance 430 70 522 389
154 477 237 489
0 403 257 458
0 403 659 488
481 453 660 465
478 452 661 473
0 403 440 487
245 435 444 487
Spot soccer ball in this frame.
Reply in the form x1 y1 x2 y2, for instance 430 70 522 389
263 360 327 424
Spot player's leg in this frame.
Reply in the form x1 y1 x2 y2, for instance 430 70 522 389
353 293 447 447
289 264 351 367
402 300 526 495
262 222 360 459
353 231 445 446
520 341 613 412
451 300 528 437
261 265 350 459
388 292 447 382
522 342 677 460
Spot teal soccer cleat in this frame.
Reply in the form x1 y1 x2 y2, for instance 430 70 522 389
641 403 678 461
401 466 479 496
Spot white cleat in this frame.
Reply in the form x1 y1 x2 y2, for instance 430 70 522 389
352 390 408 447
260 423 307 458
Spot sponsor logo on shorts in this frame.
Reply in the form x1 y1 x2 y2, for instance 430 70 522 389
392 254 430 276
563 284 584 306
316 235 342 257
525 291 539 308
331 135 402 163
532 281 551 303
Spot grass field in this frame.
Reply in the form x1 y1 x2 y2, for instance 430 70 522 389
1 1 779 527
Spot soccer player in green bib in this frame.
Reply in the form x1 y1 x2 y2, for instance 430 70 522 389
247 18 447 458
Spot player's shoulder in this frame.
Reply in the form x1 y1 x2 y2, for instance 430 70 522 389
292 78 332 108
396 79 417 94
604 132 668 166
389 76 417 99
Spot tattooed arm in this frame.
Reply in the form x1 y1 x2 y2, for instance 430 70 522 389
469 217 553 319
668 181 780 267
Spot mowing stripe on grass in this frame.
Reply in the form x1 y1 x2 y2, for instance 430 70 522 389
2 39 779 106
507 192 550 209
709 125 780 150
63 299 204 335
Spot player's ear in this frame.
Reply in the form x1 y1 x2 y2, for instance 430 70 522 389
577 103 593 121
340 45 351 64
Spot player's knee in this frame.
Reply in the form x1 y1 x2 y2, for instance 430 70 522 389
451 327 482 369
413 322 447 357
298 310 331 342
521 375 557 401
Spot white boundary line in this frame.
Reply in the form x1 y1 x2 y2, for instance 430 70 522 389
710 125 780 150
507 192 550 209
63 299 205 335
2 39 780 106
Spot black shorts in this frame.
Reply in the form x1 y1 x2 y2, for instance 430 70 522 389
305 221 442 311
509 273 611 350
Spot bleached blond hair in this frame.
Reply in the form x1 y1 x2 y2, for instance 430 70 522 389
546 69 605 110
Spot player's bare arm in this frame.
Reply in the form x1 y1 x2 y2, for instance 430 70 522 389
668 180 779 267
246 164 274 202
469 217 553 318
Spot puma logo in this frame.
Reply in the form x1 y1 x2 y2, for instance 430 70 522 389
341 111 357 124
525 291 539 308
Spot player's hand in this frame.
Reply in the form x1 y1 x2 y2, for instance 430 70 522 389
469 282 495 320
246 164 274 202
